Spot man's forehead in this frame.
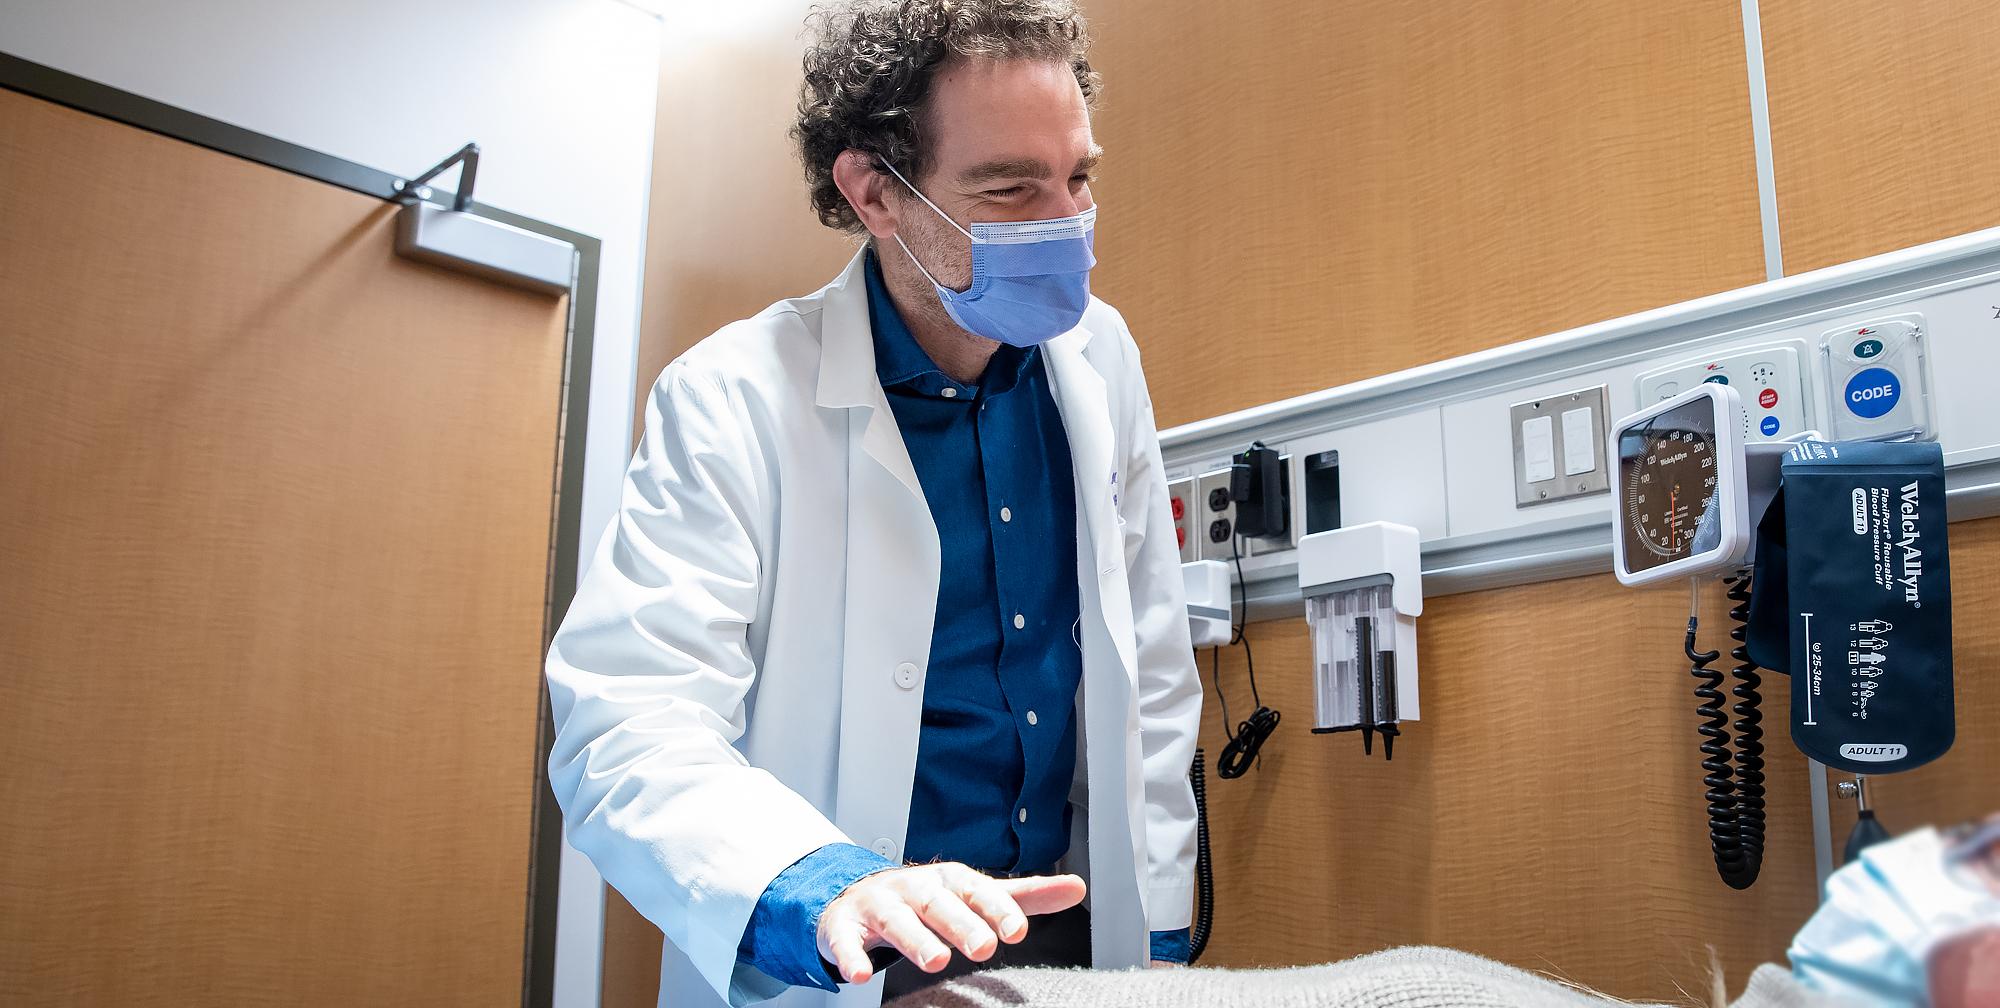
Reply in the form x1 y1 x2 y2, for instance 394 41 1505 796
923 57 1095 179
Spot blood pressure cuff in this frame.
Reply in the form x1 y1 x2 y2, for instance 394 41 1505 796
1745 439 1953 775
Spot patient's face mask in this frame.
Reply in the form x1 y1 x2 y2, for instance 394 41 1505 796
1789 822 2000 1004
881 160 1096 348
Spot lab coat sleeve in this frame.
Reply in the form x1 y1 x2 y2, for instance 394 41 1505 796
1108 316 1203 933
545 363 854 1008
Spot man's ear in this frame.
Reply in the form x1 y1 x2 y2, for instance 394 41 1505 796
832 150 897 240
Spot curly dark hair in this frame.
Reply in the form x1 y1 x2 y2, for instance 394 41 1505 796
793 0 1101 233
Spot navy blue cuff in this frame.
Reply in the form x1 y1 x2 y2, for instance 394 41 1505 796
738 843 899 990
1149 928 1192 964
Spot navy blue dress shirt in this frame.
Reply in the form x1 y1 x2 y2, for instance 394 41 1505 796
736 252 1186 990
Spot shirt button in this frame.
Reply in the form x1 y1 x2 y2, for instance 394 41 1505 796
1018 808 1028 823
941 386 958 398
1000 507 1012 523
872 838 899 860
1026 710 1039 726
894 662 920 690
1013 613 1026 630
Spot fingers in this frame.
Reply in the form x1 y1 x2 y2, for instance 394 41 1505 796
909 879 999 962
821 911 876 985
865 894 954 973
944 865 1029 945
994 873 1088 917
822 865 1087 983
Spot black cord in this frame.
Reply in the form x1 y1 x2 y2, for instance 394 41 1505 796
1684 579 1761 890
1188 747 1214 964
1209 645 1233 741
1725 570 1767 876
1217 529 1278 779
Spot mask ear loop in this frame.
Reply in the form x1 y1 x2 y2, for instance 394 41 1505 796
879 159 978 293
879 160 975 241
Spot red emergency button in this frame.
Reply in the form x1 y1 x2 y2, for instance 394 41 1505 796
1171 497 1185 520
1758 388 1778 409
1176 527 1186 549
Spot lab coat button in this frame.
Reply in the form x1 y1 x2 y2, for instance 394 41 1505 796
1026 710 1039 726
1000 506 1012 523
894 662 920 690
1013 613 1026 630
941 386 958 399
871 838 899 860
1018 808 1028 823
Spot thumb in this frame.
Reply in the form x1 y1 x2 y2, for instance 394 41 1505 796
995 873 1088 916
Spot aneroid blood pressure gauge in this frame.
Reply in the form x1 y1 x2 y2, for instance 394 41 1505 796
1612 383 1751 587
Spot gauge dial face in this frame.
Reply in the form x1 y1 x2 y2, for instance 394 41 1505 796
1618 396 1722 575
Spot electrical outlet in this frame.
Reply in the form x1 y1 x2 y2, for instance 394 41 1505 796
1167 478 1197 563
1195 467 1237 563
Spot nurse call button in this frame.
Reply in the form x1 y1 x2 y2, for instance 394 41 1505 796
1844 367 1901 419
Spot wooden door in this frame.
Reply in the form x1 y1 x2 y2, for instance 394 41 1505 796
0 83 570 1005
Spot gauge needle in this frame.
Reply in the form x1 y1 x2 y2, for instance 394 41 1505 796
1670 485 1678 544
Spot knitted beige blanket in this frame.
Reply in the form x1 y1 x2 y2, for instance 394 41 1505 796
883 947 1843 1008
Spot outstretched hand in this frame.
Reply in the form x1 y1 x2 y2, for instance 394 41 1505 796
815 864 1087 985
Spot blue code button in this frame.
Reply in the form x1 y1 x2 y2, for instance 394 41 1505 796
1759 415 1781 437
1844 367 1901 419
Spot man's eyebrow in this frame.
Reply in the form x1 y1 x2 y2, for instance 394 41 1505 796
956 148 1103 187
958 158 1053 186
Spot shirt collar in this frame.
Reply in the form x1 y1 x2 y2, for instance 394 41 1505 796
864 247 1038 399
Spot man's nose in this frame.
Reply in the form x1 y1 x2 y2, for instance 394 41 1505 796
1034 188 1091 219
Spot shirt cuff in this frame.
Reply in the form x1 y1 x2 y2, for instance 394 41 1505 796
738 842 899 991
1150 928 1192 964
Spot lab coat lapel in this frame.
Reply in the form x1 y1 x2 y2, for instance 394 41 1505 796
1041 330 1138 686
1041 327 1148 968
815 249 939 871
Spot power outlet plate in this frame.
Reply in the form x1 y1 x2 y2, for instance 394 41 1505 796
1195 467 1238 563
1636 339 1812 443
1510 385 1610 508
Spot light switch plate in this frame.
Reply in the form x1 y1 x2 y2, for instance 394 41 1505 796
1510 385 1610 507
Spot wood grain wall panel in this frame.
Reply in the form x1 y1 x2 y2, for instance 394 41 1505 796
1081 0 1769 427
601 888 665 1008
1194 573 1823 1001
0 89 564 1006
1761 0 2000 274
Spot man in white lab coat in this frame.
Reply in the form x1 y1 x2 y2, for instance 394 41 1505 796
544 2 1202 1006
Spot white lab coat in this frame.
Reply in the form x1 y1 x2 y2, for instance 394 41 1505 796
544 248 1202 1008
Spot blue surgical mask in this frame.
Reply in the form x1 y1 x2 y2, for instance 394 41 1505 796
1789 825 2000 1004
881 161 1096 348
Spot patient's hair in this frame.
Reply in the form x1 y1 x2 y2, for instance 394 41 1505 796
792 0 1101 233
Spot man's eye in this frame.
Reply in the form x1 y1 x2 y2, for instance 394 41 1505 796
984 186 1026 198
1072 174 1093 186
